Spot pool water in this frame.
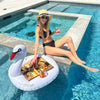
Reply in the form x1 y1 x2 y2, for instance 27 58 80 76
36 2 100 100
62 22 100 100
0 12 76 43
0 45 69 100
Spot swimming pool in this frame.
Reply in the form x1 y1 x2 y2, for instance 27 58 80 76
0 12 76 43
0 2 100 100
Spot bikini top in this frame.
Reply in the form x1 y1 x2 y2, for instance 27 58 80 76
39 30 52 39
37 25 52 39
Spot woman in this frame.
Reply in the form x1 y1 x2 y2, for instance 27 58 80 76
31 9 98 72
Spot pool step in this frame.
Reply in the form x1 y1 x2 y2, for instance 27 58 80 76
0 13 24 29
49 4 69 12
64 6 83 14
26 20 36 26
0 48 10 66
0 53 9 66
80 8 96 15
0 17 29 33
24 12 33 16
0 51 7 59
35 2 58 10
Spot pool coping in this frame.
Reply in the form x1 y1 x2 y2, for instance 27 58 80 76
49 0 100 5
0 9 91 66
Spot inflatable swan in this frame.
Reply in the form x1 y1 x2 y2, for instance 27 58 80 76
8 44 59 91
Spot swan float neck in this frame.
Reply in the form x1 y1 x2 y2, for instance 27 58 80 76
10 45 26 77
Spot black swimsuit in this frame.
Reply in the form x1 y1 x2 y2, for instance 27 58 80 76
43 40 55 47
39 30 52 39
37 25 55 47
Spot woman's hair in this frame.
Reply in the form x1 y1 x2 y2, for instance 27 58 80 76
38 17 50 39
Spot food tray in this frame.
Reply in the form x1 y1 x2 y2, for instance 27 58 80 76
21 57 54 81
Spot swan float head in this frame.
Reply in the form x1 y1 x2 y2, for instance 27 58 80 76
10 44 26 77
10 44 26 60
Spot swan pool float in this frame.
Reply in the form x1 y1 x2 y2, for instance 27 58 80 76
8 44 59 91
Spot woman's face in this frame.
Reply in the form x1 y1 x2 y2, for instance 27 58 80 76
40 15 48 25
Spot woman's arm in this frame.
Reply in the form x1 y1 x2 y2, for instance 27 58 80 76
51 31 55 35
34 26 40 57
30 26 40 65
51 28 60 35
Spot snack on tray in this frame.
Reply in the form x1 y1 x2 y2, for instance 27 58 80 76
21 57 54 81
24 69 39 81
24 72 33 81
22 61 30 68
37 57 53 71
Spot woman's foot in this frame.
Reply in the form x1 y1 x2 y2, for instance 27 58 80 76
81 64 99 72
77 58 86 64
87 67 99 72
80 61 86 64
74 55 86 64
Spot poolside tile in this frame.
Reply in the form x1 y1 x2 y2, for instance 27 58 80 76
0 34 43 54
0 34 11 43
49 4 69 12
35 2 58 10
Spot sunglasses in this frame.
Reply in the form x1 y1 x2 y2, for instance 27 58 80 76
41 16 49 20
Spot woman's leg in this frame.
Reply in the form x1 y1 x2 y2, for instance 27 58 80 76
44 46 98 72
55 36 86 64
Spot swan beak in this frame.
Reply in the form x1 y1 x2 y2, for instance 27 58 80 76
10 53 17 60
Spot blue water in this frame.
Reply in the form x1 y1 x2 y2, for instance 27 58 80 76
62 22 100 100
57 3 100 100
36 2 100 100
0 45 69 100
0 2 100 100
0 12 76 43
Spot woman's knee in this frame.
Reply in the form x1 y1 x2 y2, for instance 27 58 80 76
65 36 72 43
65 51 72 57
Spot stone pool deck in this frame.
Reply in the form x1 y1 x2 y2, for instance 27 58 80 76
0 0 48 20
0 0 100 20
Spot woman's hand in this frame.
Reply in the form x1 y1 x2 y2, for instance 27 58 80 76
54 28 60 34
30 56 37 67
